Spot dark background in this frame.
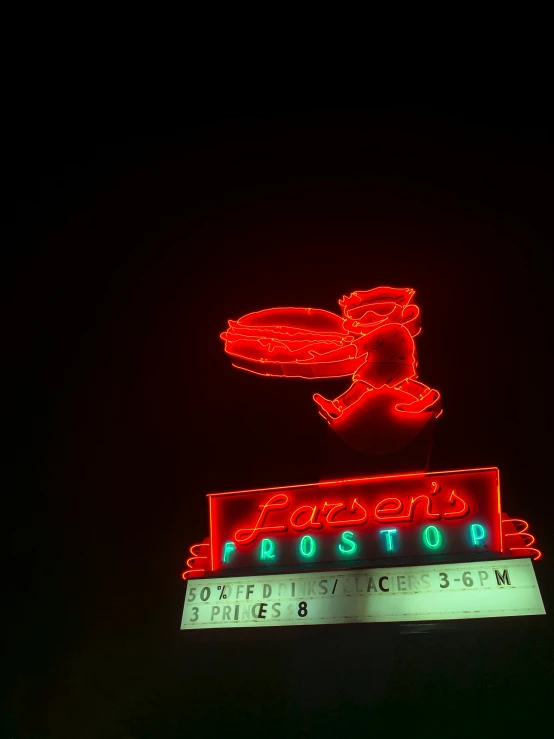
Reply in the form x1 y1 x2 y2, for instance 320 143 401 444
5 108 553 737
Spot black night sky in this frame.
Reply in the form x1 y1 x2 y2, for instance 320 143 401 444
5 108 553 738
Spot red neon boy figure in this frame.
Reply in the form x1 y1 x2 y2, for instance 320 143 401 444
221 287 441 455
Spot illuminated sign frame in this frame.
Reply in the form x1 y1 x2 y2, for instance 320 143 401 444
182 467 541 582
208 467 502 574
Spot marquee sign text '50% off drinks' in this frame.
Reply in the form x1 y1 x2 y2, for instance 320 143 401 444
181 558 544 629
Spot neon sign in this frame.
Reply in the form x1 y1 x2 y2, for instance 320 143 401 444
221 287 442 455
181 470 543 580
181 287 543 589
205 467 504 574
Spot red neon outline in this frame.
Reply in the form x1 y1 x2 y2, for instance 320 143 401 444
234 493 289 545
214 477 483 547
443 489 469 518
508 548 542 560
497 470 503 553
324 497 368 527
393 386 441 415
289 504 323 531
208 469 502 567
322 501 347 520
182 542 210 580
202 468 510 572
373 494 442 522
502 518 542 561
207 466 500 498
209 496 214 571
221 287 442 455
373 497 403 519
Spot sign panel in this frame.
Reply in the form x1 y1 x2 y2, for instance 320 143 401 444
208 468 502 574
181 558 544 629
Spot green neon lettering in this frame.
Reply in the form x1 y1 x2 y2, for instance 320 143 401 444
470 523 486 547
223 541 236 562
338 531 357 555
379 528 398 552
422 525 442 550
260 538 276 560
299 535 317 559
